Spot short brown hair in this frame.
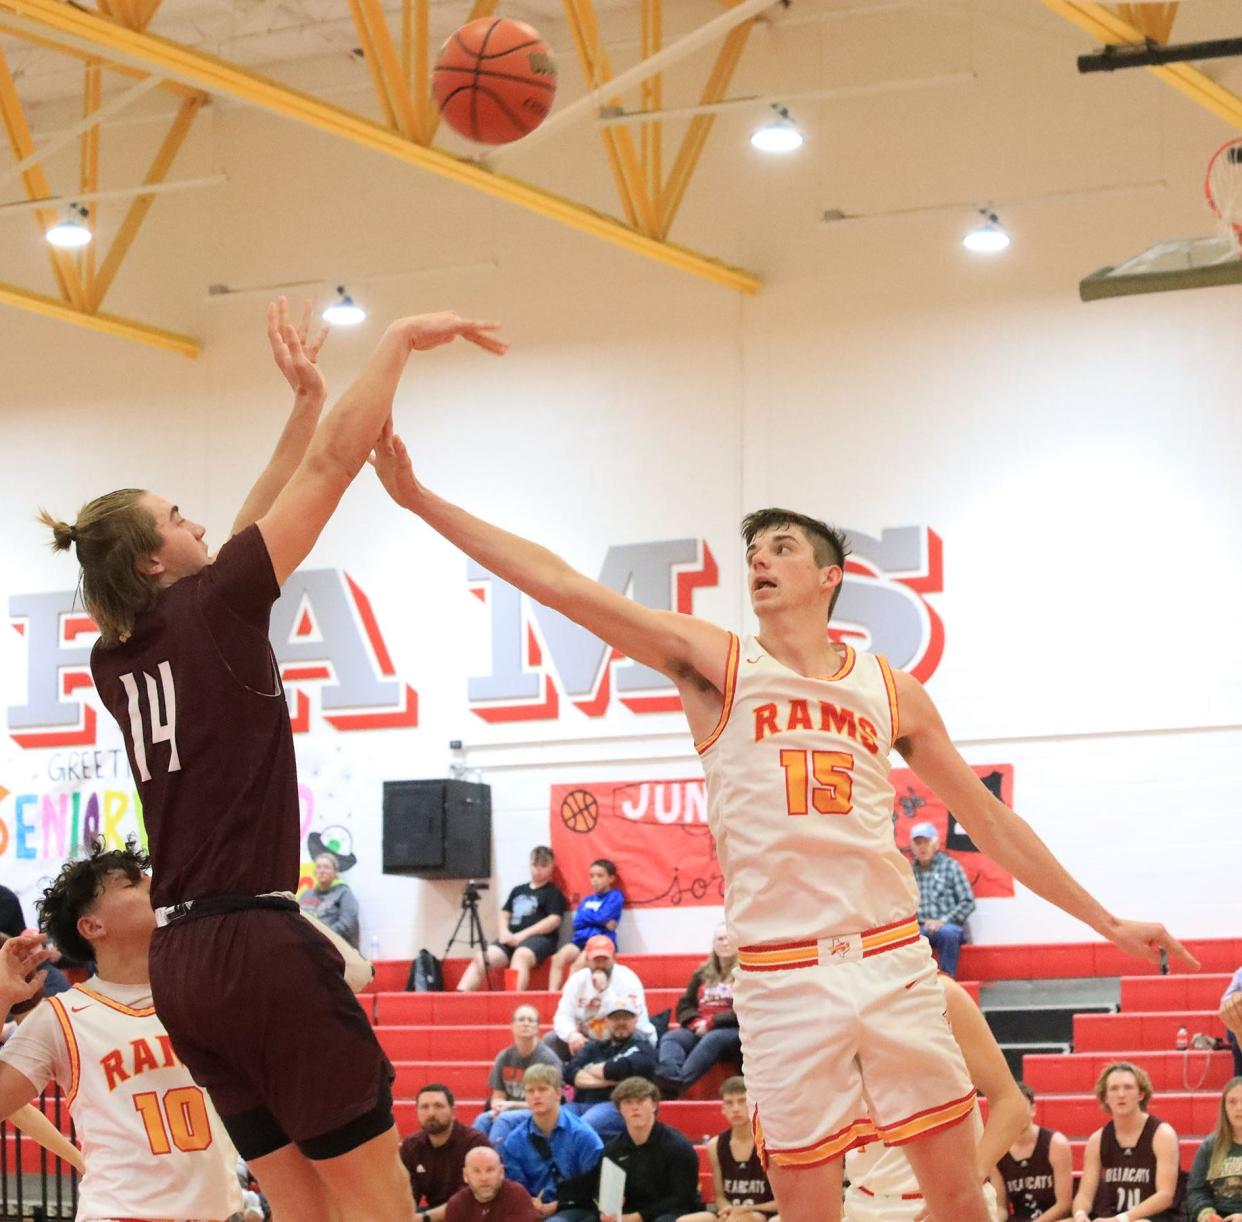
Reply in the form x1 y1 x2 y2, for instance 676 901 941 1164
523 1063 563 1091
741 508 850 619
38 490 162 647
611 1076 660 1106
530 846 554 865
1017 1082 1036 1107
1094 1061 1153 1110
720 1076 747 1098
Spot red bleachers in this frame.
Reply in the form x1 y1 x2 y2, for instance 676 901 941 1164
1024 1048 1235 1094
959 938 1242 981
1121 973 1233 1012
1074 1010 1225 1052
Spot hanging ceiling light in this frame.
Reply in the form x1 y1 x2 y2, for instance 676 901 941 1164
751 104 804 154
45 204 91 249
962 209 1010 253
322 285 367 326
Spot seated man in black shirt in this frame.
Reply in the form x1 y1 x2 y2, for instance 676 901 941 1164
599 1077 701 1222
459 847 568 992
565 1004 657 1142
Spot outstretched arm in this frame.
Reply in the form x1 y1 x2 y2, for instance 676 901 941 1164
257 312 505 586
231 298 330 537
0 932 51 1018
369 431 732 720
9 1103 84 1173
893 671 1196 968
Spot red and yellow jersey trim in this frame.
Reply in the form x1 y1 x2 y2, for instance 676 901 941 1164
873 1088 977 1147
819 643 856 683
694 632 740 756
756 1107 876 1169
854 1184 925 1200
876 654 901 744
738 916 919 972
861 916 920 957
71 983 156 1018
46 995 81 1108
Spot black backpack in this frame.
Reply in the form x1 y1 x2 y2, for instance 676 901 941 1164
406 949 444 992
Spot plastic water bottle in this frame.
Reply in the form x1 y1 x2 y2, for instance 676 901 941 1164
1175 1025 1188 1051
370 934 381 964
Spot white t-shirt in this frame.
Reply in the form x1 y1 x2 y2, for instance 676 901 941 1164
553 963 656 1044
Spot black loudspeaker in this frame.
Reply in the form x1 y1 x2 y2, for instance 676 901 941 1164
382 779 492 879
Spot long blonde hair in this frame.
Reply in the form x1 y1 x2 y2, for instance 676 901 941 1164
38 490 162 646
696 925 738 987
1208 1076 1242 1180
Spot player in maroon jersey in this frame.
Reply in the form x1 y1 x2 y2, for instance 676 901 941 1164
39 301 505 1221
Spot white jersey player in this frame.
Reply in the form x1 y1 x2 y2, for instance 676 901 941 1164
0 844 240 1222
363 459 1193 1222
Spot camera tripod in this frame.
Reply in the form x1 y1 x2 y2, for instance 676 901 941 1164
444 880 494 990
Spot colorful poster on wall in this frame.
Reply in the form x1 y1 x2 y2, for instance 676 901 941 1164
549 764 1015 910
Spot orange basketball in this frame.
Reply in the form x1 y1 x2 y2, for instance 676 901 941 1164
560 789 599 834
433 18 558 145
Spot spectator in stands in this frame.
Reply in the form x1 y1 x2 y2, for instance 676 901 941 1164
459 848 568 993
547 936 655 1061
908 820 975 979
1221 968 1242 1079
599 1076 702 1222
677 1075 776 1222
477 1005 563 1146
446 1145 539 1222
998 1082 1073 1221
656 923 740 1100
1185 1075 1242 1222
1071 1062 1180 1222
401 1083 491 1222
566 1002 657 1140
499 1063 603 1222
298 851 360 948
549 860 624 991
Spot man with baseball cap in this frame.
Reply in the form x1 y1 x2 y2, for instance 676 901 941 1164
564 1001 658 1140
909 821 976 979
546 936 656 1060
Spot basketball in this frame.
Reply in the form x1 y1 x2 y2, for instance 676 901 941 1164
559 788 600 833
433 17 557 145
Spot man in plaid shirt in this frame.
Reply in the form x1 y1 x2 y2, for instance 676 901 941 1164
909 821 975 978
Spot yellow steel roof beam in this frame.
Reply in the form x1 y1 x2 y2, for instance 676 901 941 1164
0 278 198 354
1042 1 1242 131
0 0 759 292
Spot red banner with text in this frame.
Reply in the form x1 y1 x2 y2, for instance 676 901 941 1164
549 766 1014 910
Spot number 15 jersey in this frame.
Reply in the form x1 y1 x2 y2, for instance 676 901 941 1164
697 636 917 948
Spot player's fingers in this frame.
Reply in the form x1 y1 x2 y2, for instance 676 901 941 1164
297 298 313 344
464 330 509 355
276 294 289 330
1158 929 1199 970
307 322 330 360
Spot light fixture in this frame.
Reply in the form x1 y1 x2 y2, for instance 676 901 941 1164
962 209 1010 254
750 105 804 154
45 204 91 249
322 285 366 326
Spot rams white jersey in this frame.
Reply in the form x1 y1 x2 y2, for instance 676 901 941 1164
698 636 917 947
13 980 240 1221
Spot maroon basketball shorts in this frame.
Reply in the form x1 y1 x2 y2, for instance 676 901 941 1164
150 905 393 1152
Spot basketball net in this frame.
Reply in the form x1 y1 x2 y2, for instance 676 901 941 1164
1205 137 1242 254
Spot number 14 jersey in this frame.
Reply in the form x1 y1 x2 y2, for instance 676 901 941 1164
697 636 917 948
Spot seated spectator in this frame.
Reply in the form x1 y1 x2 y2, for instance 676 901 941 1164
908 820 975 979
401 1084 491 1222
447 1146 539 1222
549 860 624 991
1185 1075 1242 1222
1071 1062 1180 1222
499 1063 603 1222
1221 967 1242 1079
0 889 71 996
477 1005 563 1146
677 1075 777 1222
298 852 360 948
599 1077 702 1222
566 1003 657 1141
547 937 655 1061
459 847 567 993
998 1083 1073 1221
656 923 740 1099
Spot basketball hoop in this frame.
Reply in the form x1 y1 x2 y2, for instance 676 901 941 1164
1205 137 1242 251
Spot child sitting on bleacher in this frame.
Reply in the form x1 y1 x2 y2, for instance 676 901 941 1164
549 860 625 991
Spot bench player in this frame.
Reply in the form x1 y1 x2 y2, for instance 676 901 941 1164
0 842 241 1221
365 445 1192 1222
38 305 505 1221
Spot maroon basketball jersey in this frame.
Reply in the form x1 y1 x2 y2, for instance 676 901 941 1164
91 525 299 908
1091 1114 1175 1221
716 1128 772 1207
998 1126 1057 1218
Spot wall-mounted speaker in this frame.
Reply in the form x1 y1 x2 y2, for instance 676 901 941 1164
381 779 492 879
